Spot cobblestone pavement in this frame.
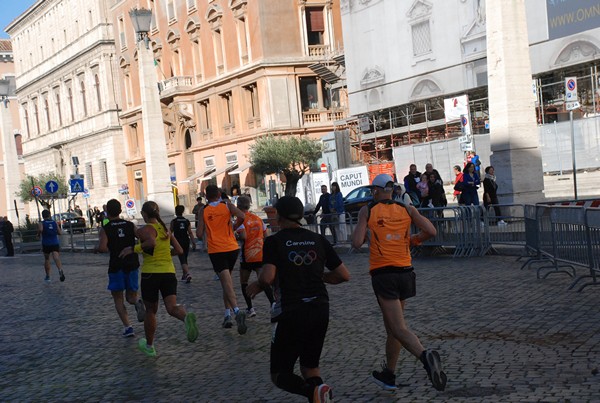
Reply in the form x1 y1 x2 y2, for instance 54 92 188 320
1 248 599 402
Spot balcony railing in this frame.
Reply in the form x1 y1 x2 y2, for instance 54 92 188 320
158 76 193 95
302 109 347 125
308 45 330 57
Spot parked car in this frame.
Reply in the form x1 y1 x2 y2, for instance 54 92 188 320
53 212 87 233
343 185 374 220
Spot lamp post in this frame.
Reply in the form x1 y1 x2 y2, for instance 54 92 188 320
129 8 174 218
0 79 20 223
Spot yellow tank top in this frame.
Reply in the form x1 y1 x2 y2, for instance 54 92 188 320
141 222 176 274
367 200 412 271
204 202 239 253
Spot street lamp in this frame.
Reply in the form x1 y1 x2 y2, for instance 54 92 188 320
0 78 20 223
128 8 175 218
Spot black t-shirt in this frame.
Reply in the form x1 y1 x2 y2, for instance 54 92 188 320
171 216 191 243
263 227 342 322
103 219 139 273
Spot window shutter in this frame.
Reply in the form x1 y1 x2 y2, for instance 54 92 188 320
308 9 324 32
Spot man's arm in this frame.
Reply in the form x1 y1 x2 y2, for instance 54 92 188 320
245 263 276 298
96 227 108 253
406 205 436 245
228 202 246 223
351 206 369 249
37 222 43 238
323 263 351 284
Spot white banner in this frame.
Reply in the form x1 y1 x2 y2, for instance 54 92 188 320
333 166 370 197
444 95 469 123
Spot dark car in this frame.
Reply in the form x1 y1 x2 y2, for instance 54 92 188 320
343 185 374 220
53 212 87 233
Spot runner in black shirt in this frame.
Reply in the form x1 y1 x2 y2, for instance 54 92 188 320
95 199 146 338
247 196 350 403
170 205 196 283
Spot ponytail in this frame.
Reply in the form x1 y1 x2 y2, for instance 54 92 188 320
141 201 169 239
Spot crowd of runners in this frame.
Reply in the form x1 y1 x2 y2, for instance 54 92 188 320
38 176 447 403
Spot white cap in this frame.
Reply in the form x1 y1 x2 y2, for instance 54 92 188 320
372 174 396 188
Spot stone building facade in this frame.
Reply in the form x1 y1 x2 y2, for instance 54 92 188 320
110 0 346 208
6 0 128 215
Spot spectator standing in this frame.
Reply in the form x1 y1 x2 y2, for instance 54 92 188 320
452 165 464 203
87 207 95 229
416 173 430 207
351 174 447 392
74 205 83 217
312 185 336 244
0 217 5 254
246 196 350 403
2 217 14 257
460 162 480 206
329 182 345 244
403 164 422 205
483 166 507 225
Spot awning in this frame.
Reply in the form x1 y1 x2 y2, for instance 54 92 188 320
178 167 216 184
229 162 252 175
199 163 237 181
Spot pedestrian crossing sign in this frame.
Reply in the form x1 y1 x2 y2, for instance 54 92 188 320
69 178 84 193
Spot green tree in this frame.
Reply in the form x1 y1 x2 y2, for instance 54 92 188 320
16 173 69 210
249 134 322 197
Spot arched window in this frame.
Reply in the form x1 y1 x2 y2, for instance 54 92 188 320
81 80 87 117
33 100 40 134
185 129 192 149
44 97 51 129
68 87 75 121
22 105 30 138
94 74 102 111
56 92 62 126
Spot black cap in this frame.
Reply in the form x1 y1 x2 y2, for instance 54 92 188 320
275 196 304 223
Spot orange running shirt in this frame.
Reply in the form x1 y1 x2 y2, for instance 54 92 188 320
203 201 239 253
242 211 265 263
367 200 412 271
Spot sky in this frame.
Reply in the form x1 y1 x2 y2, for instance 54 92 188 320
0 1 37 39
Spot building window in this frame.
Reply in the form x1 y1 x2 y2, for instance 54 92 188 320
100 160 108 186
33 99 40 134
80 80 88 117
129 124 140 157
192 39 204 82
22 105 30 138
213 28 225 75
166 0 176 22
199 100 212 132
236 17 249 64
244 83 260 123
184 129 193 149
299 77 319 111
94 74 102 111
187 0 196 12
172 49 182 76
67 86 75 122
411 20 432 56
220 92 234 128
305 7 325 46
44 95 51 130
86 162 94 189
118 16 126 50
55 91 62 126
148 0 158 32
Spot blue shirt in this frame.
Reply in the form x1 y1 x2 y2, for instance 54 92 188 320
41 219 60 246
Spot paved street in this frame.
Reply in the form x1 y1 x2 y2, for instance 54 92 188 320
0 248 599 402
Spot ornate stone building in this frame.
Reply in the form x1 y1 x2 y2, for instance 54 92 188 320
6 0 128 215
110 0 346 208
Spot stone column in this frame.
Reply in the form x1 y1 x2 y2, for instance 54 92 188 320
137 42 175 219
486 0 544 203
1 100 20 223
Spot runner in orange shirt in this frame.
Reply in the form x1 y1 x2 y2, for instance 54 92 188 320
197 185 248 334
235 196 274 317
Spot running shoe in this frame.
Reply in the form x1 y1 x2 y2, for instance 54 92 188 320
122 326 135 338
313 383 333 403
44 276 51 283
247 307 256 318
222 315 233 328
421 350 447 391
59 270 65 282
135 299 146 322
185 312 199 342
372 363 397 391
235 310 247 335
181 274 187 282
185 273 192 284
137 338 157 357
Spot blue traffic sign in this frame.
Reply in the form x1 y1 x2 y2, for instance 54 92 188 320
69 178 84 193
83 188 90 199
31 186 43 197
45 180 59 194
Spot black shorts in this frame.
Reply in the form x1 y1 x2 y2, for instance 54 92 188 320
177 242 190 265
140 272 178 303
209 250 239 273
240 261 262 271
371 267 416 300
271 302 329 374
42 244 60 254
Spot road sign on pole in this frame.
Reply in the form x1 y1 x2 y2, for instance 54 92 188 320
125 198 137 216
45 180 59 194
69 178 84 193
31 186 43 197
83 188 90 199
565 77 577 101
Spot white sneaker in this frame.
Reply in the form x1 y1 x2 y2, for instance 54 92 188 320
247 308 256 318
498 220 508 225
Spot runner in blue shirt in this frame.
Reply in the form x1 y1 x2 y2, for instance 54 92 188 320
37 209 65 283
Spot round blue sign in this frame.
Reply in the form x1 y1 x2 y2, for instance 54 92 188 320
45 180 59 194
461 116 468 126
567 79 576 91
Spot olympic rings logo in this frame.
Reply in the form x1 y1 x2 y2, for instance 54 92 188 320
288 250 317 266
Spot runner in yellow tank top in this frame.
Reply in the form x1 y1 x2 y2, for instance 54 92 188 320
351 174 447 392
197 185 249 334
119 201 199 357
